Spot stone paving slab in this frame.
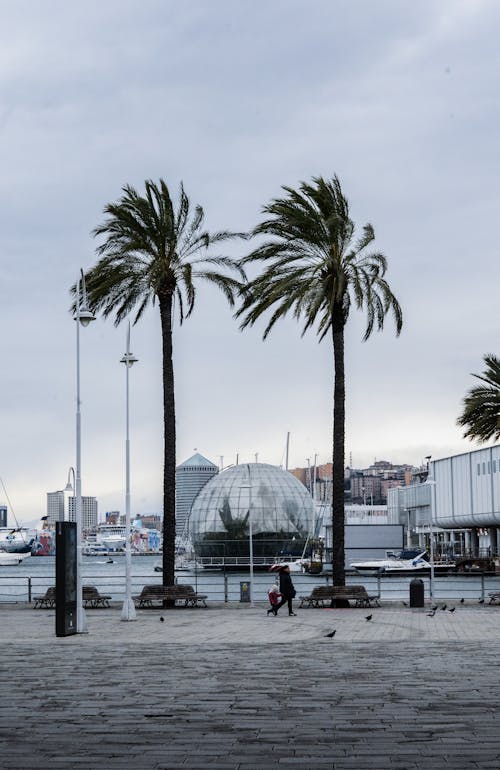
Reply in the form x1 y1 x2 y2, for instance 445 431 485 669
1 604 499 768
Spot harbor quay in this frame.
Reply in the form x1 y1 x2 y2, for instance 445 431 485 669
1 603 500 769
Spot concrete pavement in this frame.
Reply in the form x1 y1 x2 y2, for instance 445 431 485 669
1 602 499 769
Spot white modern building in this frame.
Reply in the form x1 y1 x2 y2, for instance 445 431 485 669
431 444 500 555
176 453 218 537
46 491 65 525
68 496 98 531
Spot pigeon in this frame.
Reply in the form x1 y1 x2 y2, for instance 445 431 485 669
448 607 456 613
160 616 165 622
440 604 447 611
431 605 438 612
427 610 436 617
479 598 485 604
402 601 408 607
460 598 465 604
365 614 373 622
324 630 337 638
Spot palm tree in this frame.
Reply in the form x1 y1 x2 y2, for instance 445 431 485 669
236 175 402 586
457 354 500 443
79 178 244 588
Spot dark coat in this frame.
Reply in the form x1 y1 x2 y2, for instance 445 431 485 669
279 570 295 598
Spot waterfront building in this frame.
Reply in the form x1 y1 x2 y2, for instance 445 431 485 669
68 496 98 530
0 505 7 527
176 453 218 537
46 491 65 525
189 462 314 559
431 445 500 557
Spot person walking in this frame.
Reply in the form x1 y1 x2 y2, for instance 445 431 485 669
275 565 297 616
267 583 281 616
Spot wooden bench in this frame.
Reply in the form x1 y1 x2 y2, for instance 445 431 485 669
33 586 56 609
33 585 111 609
83 586 111 608
488 591 500 604
299 584 379 608
133 584 207 608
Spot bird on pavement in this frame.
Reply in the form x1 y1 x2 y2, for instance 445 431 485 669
448 607 456 613
402 601 408 607
440 604 447 611
427 610 436 617
324 630 337 638
365 614 373 622
460 597 465 604
431 605 438 611
160 616 165 622
479 598 485 604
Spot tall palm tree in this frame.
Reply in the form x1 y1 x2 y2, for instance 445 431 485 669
457 354 500 443
236 176 402 586
79 178 244 588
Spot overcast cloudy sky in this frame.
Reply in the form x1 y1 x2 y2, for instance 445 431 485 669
1 0 498 524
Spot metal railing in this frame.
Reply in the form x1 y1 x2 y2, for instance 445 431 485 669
2 571 500 604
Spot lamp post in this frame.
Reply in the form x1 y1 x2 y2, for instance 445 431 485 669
240 470 254 607
425 477 437 600
121 321 138 622
64 467 76 522
73 269 95 633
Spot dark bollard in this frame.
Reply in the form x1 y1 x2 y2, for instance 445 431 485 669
409 577 425 608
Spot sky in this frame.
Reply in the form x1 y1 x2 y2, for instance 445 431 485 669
0 0 498 525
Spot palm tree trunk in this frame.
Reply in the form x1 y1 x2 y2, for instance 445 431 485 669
159 290 176 588
331 303 345 586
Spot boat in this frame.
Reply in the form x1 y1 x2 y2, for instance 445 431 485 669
269 558 309 573
0 549 31 566
0 527 36 554
351 548 433 575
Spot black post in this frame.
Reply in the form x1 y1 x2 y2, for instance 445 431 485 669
55 522 77 637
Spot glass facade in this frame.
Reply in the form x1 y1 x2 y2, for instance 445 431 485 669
189 463 314 558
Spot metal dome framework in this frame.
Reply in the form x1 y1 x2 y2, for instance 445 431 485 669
189 463 315 559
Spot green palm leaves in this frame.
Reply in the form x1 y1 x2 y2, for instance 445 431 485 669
457 354 500 443
237 176 402 341
85 178 244 325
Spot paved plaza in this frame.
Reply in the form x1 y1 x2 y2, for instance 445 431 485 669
1 602 500 769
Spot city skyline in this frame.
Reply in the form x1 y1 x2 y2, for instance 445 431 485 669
1 1 498 525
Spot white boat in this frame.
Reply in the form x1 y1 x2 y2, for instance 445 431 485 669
94 524 127 551
351 549 431 575
0 549 31 566
0 527 36 554
269 558 309 573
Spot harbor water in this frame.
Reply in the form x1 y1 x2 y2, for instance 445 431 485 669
2 555 500 604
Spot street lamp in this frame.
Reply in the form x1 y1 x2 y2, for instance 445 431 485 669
73 269 95 634
240 470 254 607
121 321 138 622
64 467 76 523
425 477 437 600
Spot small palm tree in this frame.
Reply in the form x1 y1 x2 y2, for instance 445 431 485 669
457 354 500 443
79 179 244 588
237 175 402 585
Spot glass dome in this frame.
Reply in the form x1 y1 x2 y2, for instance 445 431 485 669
189 463 314 559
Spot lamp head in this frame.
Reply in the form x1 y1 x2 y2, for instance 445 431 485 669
120 352 138 368
77 308 96 327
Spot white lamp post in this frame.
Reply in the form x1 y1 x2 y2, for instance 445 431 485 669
121 321 138 621
425 477 437 600
64 467 76 522
240 470 254 607
74 269 95 634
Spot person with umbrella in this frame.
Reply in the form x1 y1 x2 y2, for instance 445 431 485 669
274 565 297 616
